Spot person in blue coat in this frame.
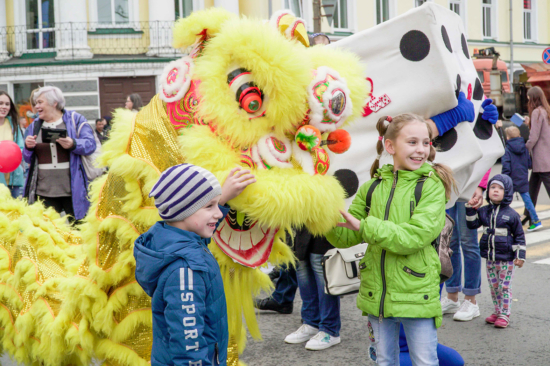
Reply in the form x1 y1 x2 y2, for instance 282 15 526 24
134 164 255 366
465 174 526 328
501 126 542 231
0 91 25 198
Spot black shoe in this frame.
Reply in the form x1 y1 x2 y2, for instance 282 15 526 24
521 215 530 226
268 269 280 282
254 298 293 314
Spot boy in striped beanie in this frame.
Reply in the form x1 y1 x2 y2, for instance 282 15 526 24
134 164 255 366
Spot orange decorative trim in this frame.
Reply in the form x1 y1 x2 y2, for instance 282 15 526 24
102 216 141 235
0 282 24 303
108 280 138 298
0 245 12 274
38 297 55 319
0 303 15 327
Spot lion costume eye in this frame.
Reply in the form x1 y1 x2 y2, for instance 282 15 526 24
227 67 267 118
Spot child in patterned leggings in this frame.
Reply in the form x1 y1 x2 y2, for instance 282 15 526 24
466 174 526 328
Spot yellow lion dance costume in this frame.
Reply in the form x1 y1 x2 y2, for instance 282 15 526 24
0 8 368 366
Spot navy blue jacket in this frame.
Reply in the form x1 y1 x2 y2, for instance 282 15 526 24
134 205 229 366
465 174 526 262
501 137 531 194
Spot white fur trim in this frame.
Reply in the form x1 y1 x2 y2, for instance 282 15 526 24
159 56 194 103
285 18 306 40
250 146 268 170
269 9 295 29
292 141 315 175
307 66 353 133
256 134 293 169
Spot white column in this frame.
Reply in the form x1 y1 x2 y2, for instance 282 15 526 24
55 0 93 60
214 0 239 15
147 0 176 57
0 0 11 62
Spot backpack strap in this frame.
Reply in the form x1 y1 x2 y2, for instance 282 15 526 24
365 178 382 215
411 176 428 216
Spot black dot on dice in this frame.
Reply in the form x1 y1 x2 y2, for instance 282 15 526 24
400 30 430 62
473 78 484 100
455 74 461 100
473 114 494 140
461 33 470 59
441 26 452 53
432 128 458 152
333 169 360 198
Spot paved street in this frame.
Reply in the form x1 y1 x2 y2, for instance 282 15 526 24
3 166 550 366
242 165 550 366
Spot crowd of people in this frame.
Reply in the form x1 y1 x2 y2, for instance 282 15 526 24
0 87 145 222
1 69 550 365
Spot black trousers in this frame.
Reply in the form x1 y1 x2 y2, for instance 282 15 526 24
524 172 550 224
38 195 77 224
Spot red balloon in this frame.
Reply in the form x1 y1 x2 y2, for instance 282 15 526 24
0 140 23 173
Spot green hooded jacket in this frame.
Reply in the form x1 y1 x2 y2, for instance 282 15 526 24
326 163 446 328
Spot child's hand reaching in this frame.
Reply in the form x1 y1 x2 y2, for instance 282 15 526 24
219 167 256 205
468 187 484 209
336 210 361 231
514 259 524 268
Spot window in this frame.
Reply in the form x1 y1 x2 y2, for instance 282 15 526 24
333 0 348 29
449 0 466 28
523 0 535 41
26 0 55 51
283 0 302 17
449 0 460 15
477 71 485 83
500 71 508 82
175 0 194 18
376 0 389 24
97 0 129 24
482 0 496 39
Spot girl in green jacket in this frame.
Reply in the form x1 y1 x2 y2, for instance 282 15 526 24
327 113 455 366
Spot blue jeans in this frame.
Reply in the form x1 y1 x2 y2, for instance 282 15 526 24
9 186 24 198
519 192 539 223
445 201 482 296
368 315 438 366
297 253 341 337
271 264 298 305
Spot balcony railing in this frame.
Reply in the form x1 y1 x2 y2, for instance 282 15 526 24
0 21 181 62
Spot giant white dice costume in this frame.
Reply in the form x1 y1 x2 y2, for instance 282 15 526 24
329 3 504 206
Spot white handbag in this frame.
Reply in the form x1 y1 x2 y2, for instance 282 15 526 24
321 243 368 296
71 112 105 182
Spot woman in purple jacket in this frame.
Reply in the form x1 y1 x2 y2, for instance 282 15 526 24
23 86 96 223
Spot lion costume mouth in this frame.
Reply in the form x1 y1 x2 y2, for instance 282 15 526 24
213 209 278 268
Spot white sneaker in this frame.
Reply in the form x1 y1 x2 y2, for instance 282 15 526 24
284 324 319 344
453 299 480 321
305 331 341 351
440 297 460 314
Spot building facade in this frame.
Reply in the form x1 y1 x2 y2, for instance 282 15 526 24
0 0 547 120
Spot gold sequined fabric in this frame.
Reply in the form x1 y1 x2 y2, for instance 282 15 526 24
120 323 153 360
112 291 151 324
128 95 185 173
96 231 129 271
227 336 239 366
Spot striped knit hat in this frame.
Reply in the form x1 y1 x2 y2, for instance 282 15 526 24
149 164 222 222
